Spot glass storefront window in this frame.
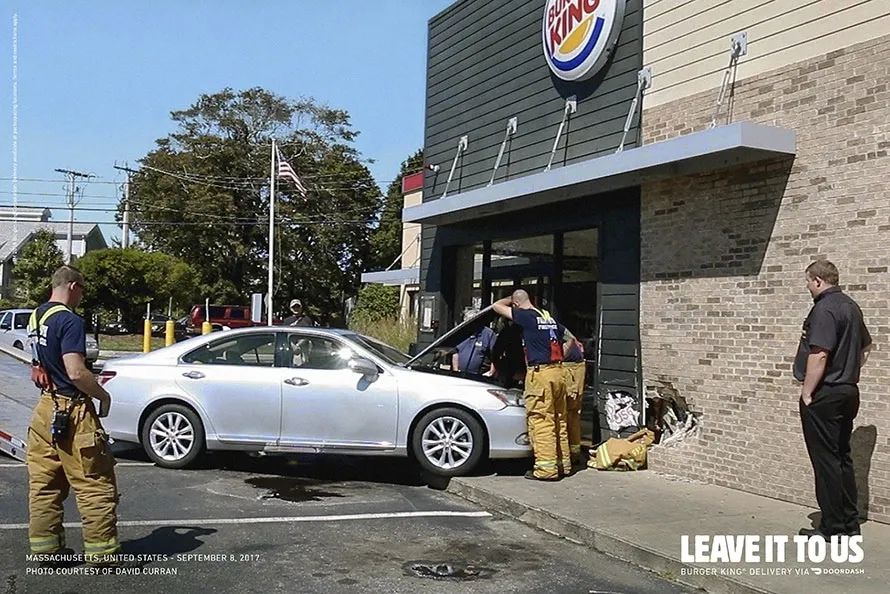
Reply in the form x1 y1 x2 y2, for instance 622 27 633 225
559 227 599 362
489 234 554 310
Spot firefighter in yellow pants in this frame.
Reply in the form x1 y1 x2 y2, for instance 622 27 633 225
562 330 587 466
26 265 120 562
493 290 571 480
524 364 571 479
28 394 119 560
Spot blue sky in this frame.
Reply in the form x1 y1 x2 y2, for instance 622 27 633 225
0 1 452 243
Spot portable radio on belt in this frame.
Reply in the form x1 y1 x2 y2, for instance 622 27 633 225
51 408 71 442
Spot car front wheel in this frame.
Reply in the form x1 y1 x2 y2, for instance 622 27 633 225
141 404 205 469
412 407 484 477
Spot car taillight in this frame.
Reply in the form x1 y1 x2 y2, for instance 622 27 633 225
97 371 116 386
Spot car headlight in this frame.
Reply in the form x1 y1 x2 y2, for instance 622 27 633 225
487 389 525 408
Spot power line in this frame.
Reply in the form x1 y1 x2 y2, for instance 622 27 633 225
0 216 376 227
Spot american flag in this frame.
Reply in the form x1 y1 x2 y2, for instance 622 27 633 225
276 149 307 196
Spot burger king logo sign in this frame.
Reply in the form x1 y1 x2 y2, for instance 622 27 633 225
543 0 626 82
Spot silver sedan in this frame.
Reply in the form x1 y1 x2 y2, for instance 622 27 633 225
100 327 530 476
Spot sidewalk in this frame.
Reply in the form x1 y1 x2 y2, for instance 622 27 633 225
448 466 888 594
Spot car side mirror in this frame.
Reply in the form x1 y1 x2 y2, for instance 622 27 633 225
348 357 378 377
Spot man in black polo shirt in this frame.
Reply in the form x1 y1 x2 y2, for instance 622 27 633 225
794 260 872 538
493 289 571 481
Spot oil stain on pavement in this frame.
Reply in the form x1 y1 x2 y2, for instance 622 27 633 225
244 476 346 502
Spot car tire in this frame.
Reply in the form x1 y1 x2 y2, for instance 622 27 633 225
12 341 23 350
141 403 205 469
411 407 485 478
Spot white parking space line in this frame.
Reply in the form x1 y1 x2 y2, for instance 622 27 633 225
0 510 492 530
0 462 154 468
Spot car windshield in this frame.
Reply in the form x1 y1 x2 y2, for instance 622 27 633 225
352 335 410 366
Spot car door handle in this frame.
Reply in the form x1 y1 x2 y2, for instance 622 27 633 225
284 377 309 387
182 371 205 379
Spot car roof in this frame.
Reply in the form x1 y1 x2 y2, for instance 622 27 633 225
1 309 32 314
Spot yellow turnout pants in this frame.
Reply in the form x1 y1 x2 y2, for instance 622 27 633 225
27 393 119 561
524 364 570 479
563 361 586 463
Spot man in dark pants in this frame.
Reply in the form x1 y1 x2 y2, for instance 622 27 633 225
794 260 872 538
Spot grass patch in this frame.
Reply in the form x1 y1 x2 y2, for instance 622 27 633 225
349 316 417 353
98 333 167 352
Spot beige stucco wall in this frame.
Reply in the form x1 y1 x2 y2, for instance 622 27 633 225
401 189 423 270
643 0 890 108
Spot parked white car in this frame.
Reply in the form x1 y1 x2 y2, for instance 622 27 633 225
100 326 531 476
0 309 31 351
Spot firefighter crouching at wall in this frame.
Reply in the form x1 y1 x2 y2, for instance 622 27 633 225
493 290 571 481
562 329 586 468
26 265 119 562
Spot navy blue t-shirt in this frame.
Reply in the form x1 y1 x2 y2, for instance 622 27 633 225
455 326 496 374
512 307 564 365
33 302 86 396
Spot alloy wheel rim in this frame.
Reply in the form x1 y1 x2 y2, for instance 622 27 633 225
421 416 473 470
149 412 194 461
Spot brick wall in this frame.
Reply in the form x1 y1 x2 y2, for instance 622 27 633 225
640 34 890 523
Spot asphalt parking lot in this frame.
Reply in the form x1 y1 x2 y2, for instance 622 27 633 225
0 444 693 594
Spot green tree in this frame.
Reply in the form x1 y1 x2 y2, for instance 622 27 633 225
76 249 199 328
125 88 381 325
350 284 400 324
367 149 424 271
13 229 64 306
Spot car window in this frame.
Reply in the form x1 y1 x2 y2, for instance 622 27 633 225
0 313 9 329
182 333 277 367
286 334 353 370
228 308 245 320
209 306 226 319
13 313 30 330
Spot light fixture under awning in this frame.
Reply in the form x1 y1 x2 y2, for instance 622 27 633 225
403 121 796 226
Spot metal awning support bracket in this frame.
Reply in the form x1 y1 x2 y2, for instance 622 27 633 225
616 67 652 153
441 135 469 199
545 96 577 171
709 32 747 129
488 117 518 186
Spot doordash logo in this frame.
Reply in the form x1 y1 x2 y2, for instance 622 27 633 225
542 0 626 82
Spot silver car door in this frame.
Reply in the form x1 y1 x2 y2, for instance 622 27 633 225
175 332 282 445
278 333 399 449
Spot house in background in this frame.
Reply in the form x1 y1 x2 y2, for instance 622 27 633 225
0 206 107 299
360 172 425 321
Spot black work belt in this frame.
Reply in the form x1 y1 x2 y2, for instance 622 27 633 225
41 391 88 402
529 362 562 371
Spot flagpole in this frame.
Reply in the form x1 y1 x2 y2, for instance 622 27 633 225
267 138 276 326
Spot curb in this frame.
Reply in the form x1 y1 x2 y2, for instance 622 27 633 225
0 344 29 364
447 478 774 594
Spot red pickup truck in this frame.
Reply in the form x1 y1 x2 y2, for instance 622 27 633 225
187 304 256 334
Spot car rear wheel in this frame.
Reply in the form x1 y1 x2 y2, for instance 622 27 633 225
412 407 484 477
141 404 205 469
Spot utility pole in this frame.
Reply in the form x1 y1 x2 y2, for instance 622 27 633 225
113 164 138 249
54 168 92 264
